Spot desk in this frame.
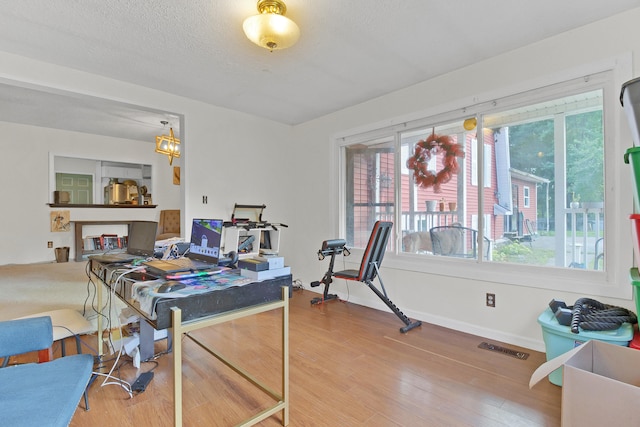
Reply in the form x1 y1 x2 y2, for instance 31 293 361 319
89 260 290 427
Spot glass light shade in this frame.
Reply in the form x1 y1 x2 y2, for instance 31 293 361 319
243 13 300 51
155 128 181 165
463 118 477 131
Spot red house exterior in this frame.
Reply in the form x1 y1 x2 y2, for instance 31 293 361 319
349 128 547 249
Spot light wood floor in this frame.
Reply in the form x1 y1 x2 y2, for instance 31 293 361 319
52 288 559 426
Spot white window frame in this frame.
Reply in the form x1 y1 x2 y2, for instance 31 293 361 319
333 54 633 299
523 186 530 208
484 144 492 188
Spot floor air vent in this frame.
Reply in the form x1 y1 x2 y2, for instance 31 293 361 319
478 342 529 360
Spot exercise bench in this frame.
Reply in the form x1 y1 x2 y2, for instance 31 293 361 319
311 221 422 333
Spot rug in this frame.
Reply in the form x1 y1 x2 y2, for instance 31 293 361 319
0 261 125 330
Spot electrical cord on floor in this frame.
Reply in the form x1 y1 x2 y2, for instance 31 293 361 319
118 359 159 395
92 371 132 397
292 279 304 291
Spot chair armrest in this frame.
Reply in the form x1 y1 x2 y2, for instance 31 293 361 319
0 317 53 359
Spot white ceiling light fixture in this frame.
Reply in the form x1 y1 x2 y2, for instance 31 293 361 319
155 120 181 165
243 0 300 52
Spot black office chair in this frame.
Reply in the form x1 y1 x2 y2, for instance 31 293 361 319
430 225 491 260
310 221 422 333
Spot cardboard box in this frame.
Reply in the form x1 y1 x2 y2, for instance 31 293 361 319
237 258 269 271
530 340 640 426
255 256 284 269
240 266 291 281
537 307 633 385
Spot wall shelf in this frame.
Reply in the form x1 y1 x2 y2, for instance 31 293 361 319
74 220 134 262
48 204 157 208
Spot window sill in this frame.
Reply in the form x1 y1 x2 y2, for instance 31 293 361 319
386 252 632 300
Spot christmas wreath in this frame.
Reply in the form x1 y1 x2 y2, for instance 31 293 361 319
405 133 465 193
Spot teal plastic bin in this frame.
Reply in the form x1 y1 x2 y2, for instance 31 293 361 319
538 307 633 386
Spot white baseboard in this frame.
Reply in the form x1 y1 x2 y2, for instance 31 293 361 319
313 289 546 352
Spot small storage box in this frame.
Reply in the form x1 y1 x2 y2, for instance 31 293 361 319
537 307 633 386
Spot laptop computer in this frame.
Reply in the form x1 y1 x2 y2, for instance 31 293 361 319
89 221 158 264
143 218 223 275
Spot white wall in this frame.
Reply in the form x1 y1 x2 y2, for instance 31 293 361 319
2 8 640 351
1 122 181 264
287 9 640 351
0 51 294 266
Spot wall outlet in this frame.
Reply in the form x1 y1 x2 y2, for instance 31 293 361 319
47 241 53 248
202 195 208 204
486 293 496 307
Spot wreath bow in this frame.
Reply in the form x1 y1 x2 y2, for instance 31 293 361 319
406 133 465 193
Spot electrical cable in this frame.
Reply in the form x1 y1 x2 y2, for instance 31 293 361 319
84 261 110 332
92 372 132 398
51 324 98 357
95 264 150 398
292 278 304 291
85 260 147 398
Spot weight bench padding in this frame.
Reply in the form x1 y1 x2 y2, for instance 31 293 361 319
333 269 359 279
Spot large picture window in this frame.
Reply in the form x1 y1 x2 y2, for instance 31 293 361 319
337 68 625 294
345 138 395 248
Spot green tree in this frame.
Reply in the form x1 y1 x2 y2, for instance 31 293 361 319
508 119 555 226
566 110 604 204
505 109 604 230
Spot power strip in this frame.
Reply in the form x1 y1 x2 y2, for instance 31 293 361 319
131 371 154 393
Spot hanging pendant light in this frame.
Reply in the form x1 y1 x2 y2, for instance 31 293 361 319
243 0 300 52
155 121 181 165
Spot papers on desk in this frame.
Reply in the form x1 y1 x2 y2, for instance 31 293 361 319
155 236 185 250
174 272 255 290
131 271 257 318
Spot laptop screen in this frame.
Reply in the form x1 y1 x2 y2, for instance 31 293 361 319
127 221 158 256
188 219 223 264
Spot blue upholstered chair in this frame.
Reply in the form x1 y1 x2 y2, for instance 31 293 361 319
0 316 94 427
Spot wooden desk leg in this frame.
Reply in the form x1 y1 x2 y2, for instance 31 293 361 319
171 307 183 427
282 286 289 426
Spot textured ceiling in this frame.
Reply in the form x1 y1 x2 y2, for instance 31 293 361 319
0 0 639 141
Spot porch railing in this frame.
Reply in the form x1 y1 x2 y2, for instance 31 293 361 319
401 211 460 233
376 206 604 270
564 207 604 269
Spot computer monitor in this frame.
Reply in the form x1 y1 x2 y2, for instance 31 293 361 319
188 219 223 263
126 221 158 257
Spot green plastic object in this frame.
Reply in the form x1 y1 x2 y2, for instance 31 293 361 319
624 146 640 212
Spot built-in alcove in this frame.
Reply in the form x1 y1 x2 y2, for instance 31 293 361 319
49 155 153 206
